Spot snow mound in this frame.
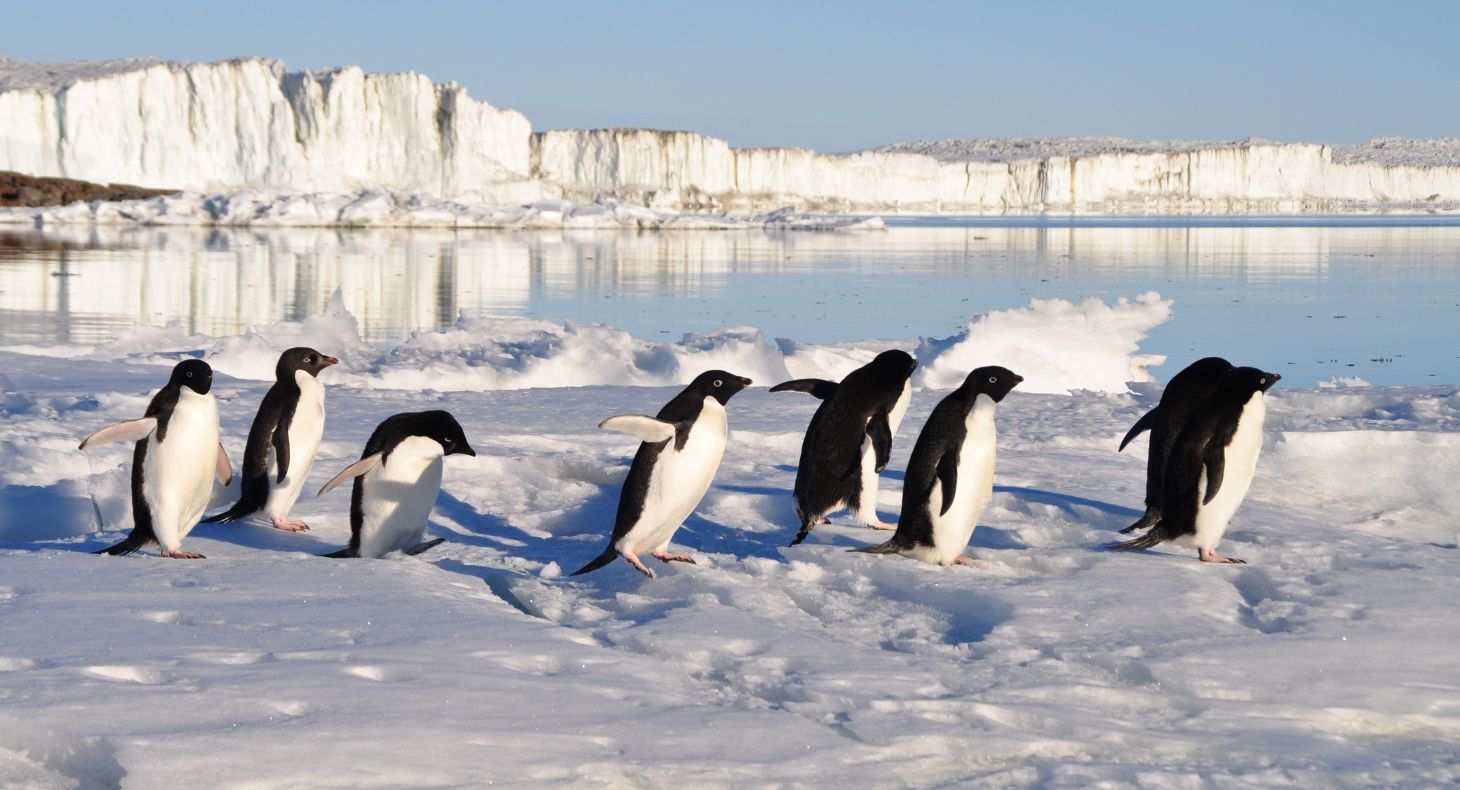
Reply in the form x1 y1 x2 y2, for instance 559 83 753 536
915 293 1172 394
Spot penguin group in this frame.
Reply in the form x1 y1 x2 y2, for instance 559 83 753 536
76 346 1280 575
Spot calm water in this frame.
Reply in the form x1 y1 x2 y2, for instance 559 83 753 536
2 219 1458 386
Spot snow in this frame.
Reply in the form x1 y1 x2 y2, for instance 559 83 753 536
2 294 1458 786
5 55 1460 215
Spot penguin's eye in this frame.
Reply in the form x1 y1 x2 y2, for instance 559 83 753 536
305 356 313 363
442 437 451 445
988 376 998 384
713 379 723 387
186 371 193 378
1259 377 1266 385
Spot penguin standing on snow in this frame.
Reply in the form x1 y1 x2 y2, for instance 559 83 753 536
80 359 233 558
203 347 338 531
316 410 475 558
1110 367 1279 564
855 366 1021 566
572 370 753 578
772 350 919 546
1116 356 1232 534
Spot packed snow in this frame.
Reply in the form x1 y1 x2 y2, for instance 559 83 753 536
1 292 1458 786
5 55 1460 215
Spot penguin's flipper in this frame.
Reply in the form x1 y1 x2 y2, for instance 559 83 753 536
316 453 383 497
272 409 293 484
769 379 839 400
571 546 621 576
78 417 158 450
404 538 446 556
598 415 676 443
1118 407 1159 452
867 405 893 473
1202 452 1226 506
95 532 149 556
935 451 959 517
215 443 233 486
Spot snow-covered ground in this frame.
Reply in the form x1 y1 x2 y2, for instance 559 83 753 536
2 296 1458 786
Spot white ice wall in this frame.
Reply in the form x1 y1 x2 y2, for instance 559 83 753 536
4 56 1460 213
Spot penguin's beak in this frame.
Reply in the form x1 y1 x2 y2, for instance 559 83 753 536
739 377 753 387
1012 374 1024 385
321 356 340 367
457 443 477 457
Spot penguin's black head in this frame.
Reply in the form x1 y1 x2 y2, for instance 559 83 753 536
869 349 919 380
1220 367 1281 397
1186 356 1234 383
963 365 1023 403
414 410 476 457
689 370 753 405
171 359 214 395
277 347 339 380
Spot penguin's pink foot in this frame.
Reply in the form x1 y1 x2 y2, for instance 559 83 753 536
952 554 975 565
271 516 310 533
1199 548 1246 564
652 550 696 564
161 550 206 559
866 520 898 531
623 550 655 578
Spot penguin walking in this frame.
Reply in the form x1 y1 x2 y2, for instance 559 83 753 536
572 370 752 578
80 359 233 559
1116 357 1231 534
315 411 475 558
1110 367 1280 563
772 350 919 546
855 366 1021 566
203 347 338 531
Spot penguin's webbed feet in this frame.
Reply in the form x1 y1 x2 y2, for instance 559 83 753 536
651 550 696 565
1198 548 1247 564
271 515 311 533
952 554 975 565
866 520 898 531
160 550 206 559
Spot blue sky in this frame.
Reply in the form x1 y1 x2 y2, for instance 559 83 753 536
5 1 1456 152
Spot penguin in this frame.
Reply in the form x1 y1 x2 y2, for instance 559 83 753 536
854 366 1022 566
203 347 338 531
79 359 233 559
772 350 919 547
315 410 476 558
572 370 753 578
1110 367 1280 564
1116 357 1232 534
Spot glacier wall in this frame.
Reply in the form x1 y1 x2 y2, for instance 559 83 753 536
4 56 1460 214
0 57 541 202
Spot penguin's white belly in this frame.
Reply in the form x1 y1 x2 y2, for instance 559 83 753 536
1192 395 1266 550
266 373 325 518
909 395 997 566
357 437 444 558
618 399 727 554
143 390 219 550
854 381 911 521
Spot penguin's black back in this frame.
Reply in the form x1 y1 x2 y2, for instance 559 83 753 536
885 389 976 550
204 379 299 523
1137 357 1231 513
1146 386 1249 543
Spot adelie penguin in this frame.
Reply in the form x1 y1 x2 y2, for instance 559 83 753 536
572 370 752 578
772 350 919 546
1116 356 1232 534
79 359 233 559
855 366 1021 566
203 347 338 532
315 410 475 558
1110 367 1280 564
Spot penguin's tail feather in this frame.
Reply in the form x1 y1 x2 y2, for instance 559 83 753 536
570 547 620 577
95 533 148 556
850 538 906 555
788 512 818 547
201 474 267 523
320 547 357 558
1118 509 1160 534
200 502 253 524
404 538 446 556
1108 531 1164 552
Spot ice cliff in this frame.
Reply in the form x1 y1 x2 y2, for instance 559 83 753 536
4 56 1460 214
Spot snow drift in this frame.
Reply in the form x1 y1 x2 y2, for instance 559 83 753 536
4 56 1460 215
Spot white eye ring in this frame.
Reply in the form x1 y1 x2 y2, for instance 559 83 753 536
186 372 193 377
713 379 723 387
988 376 997 383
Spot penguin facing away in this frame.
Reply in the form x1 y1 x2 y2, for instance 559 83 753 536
855 366 1021 566
1116 356 1232 534
80 359 233 559
1110 367 1280 564
316 410 475 558
203 347 338 532
772 349 919 547
572 370 753 578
